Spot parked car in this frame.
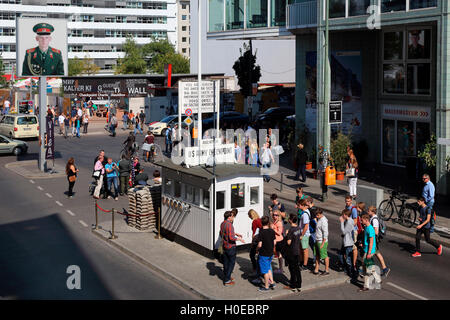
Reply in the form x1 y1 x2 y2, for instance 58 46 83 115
255 107 295 129
202 111 249 131
148 114 194 136
0 134 28 155
0 114 39 139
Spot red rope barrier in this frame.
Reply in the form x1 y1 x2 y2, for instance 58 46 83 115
96 203 112 213
96 202 156 217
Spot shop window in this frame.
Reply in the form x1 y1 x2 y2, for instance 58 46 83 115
382 119 395 164
383 64 405 94
216 191 225 209
250 186 259 205
329 0 345 18
231 183 245 208
384 31 403 61
407 63 430 95
397 121 415 165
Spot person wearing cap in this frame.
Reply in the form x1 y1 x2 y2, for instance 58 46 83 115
22 23 64 76
294 143 308 182
408 30 426 59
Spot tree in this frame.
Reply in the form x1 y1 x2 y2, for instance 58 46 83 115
114 36 147 74
232 41 261 97
82 56 100 75
142 38 175 71
153 51 190 74
68 57 85 76
0 54 8 88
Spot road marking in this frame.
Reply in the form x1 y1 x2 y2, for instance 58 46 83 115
79 220 88 227
29 180 35 184
37 186 44 191
45 193 53 198
66 210 75 216
55 201 63 207
387 282 428 300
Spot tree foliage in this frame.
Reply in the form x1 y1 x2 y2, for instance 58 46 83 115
232 41 261 97
153 51 190 74
68 56 101 76
114 36 147 74
68 57 84 76
0 54 8 88
83 56 101 75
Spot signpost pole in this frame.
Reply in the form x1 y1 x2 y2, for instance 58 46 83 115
38 76 47 172
197 0 202 166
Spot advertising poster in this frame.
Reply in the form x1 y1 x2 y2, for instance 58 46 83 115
45 115 55 160
16 17 68 76
305 51 362 136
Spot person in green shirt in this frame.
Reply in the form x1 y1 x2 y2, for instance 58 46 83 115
22 23 64 76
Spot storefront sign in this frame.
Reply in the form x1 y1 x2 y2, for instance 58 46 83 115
183 143 234 167
62 78 150 97
382 105 431 122
329 101 342 124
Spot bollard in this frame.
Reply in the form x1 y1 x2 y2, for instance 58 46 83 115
110 208 118 240
94 200 98 230
280 173 283 192
155 207 162 239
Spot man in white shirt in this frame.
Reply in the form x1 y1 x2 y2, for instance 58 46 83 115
3 99 10 114
58 113 65 134
77 107 83 118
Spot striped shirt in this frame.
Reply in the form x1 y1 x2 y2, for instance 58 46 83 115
220 220 237 250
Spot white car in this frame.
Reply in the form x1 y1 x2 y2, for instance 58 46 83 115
0 114 39 139
149 115 191 136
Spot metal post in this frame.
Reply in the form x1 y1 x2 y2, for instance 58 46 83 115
94 199 99 230
155 207 162 239
197 0 202 165
38 76 47 172
110 208 118 239
280 172 283 192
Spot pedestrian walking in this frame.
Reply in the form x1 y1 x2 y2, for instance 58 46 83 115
345 196 360 274
312 208 330 276
143 131 155 162
295 187 308 203
134 118 144 135
346 149 359 199
271 210 285 274
58 113 65 135
122 111 129 130
110 113 118 137
66 157 78 199
82 111 89 134
294 143 308 182
139 110 146 129
359 213 381 291
75 115 81 138
118 154 131 196
105 157 119 201
261 141 274 182
220 211 244 286
93 154 105 199
318 157 328 201
284 213 302 292
411 197 443 257
249 140 259 167
248 209 262 277
257 215 276 292
421 174 435 210
368 206 390 276
339 209 357 281
165 125 172 154
268 193 287 223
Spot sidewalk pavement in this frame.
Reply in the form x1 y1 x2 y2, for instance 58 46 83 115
263 165 450 246
92 217 348 300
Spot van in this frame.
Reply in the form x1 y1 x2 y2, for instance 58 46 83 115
0 114 39 139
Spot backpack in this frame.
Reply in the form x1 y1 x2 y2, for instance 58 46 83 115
350 206 364 235
371 216 386 242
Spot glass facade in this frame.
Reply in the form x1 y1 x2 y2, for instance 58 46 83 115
271 0 287 27
226 0 244 30
349 0 370 17
381 0 406 13
329 0 345 18
209 0 224 31
409 0 437 9
247 0 268 28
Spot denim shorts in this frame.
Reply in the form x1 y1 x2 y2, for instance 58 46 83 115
258 255 273 275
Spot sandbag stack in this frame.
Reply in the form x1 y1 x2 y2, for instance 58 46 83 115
126 185 161 230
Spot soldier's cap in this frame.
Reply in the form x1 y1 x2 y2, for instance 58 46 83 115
33 23 54 35
410 30 421 36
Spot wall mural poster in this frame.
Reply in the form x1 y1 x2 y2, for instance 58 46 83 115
305 51 363 136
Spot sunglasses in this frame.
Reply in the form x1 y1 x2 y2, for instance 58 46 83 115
273 214 279 217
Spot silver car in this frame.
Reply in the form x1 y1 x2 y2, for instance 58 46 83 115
0 134 28 155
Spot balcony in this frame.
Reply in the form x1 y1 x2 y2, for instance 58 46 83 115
286 1 317 31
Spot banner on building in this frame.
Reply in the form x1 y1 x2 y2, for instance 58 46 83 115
45 115 55 160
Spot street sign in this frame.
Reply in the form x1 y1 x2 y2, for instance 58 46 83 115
329 101 342 124
179 80 220 114
185 108 192 117
184 116 193 126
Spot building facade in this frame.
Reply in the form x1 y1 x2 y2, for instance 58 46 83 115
0 0 177 75
176 0 190 58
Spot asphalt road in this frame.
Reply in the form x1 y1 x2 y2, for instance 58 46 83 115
1 128 449 299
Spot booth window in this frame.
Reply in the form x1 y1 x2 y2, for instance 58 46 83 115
202 189 210 209
174 181 182 198
185 184 199 205
164 178 172 195
250 186 259 205
216 191 225 210
231 183 245 208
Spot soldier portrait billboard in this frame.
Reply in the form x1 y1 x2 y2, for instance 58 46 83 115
16 17 68 76
408 29 430 60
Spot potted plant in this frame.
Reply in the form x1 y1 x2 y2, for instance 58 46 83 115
418 134 437 182
331 130 352 181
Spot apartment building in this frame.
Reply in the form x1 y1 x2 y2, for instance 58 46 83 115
0 0 177 75
176 0 189 58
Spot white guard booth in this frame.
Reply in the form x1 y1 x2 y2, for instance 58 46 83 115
157 161 264 254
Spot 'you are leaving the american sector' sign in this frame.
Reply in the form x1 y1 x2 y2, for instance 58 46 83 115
179 80 220 114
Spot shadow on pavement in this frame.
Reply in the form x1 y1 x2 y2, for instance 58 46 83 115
16 151 63 162
0 214 113 299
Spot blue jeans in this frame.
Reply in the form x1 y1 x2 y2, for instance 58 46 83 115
107 176 119 198
263 163 271 182
76 126 80 137
123 121 128 130
134 123 143 135
339 245 355 278
222 246 237 283
426 201 434 211
110 124 116 136
295 164 306 182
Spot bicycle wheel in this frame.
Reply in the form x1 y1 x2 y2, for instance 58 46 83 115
399 207 417 228
378 200 394 221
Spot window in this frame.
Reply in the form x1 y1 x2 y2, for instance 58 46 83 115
174 181 182 198
250 186 259 205
182 4 187 9
349 0 370 17
409 0 437 10
182 15 187 20
216 191 225 209
247 0 268 29
381 0 406 13
329 0 345 18
185 184 199 204
230 183 245 208
182 37 186 42
182 26 187 31
202 189 210 208
182 48 187 53
17 117 37 125
164 178 172 195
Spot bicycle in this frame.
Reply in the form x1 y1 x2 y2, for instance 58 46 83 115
120 142 139 160
378 189 417 228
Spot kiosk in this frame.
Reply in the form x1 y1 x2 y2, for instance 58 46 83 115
157 161 263 254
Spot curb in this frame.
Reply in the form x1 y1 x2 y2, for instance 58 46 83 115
263 191 450 248
91 228 348 300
